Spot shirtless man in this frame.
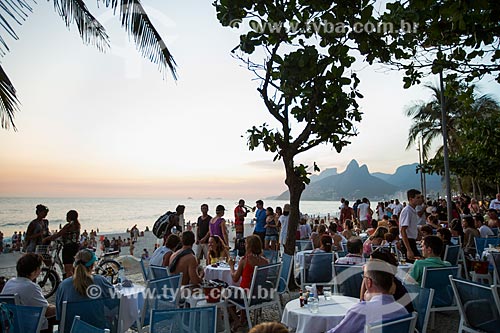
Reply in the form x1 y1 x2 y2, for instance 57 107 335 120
168 230 203 285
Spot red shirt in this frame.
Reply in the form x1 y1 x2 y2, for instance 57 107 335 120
234 206 245 225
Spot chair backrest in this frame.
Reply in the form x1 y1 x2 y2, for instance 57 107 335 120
150 306 217 333
449 276 500 332
248 262 281 307
474 238 500 256
149 265 170 280
140 274 183 328
335 251 347 259
303 252 334 285
403 284 434 333
421 266 459 308
491 228 499 236
263 250 279 264
333 263 363 298
278 253 293 294
490 252 500 281
443 245 461 265
60 297 120 333
451 236 461 246
140 258 151 282
364 312 417 333
0 294 20 305
0 303 46 333
296 240 313 252
71 315 111 333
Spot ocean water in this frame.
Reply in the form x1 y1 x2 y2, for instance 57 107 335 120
0 197 342 236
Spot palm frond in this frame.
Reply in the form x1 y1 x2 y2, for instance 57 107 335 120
0 65 19 130
53 0 110 51
103 0 177 80
0 0 34 55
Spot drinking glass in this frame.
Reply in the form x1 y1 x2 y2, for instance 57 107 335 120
323 287 332 301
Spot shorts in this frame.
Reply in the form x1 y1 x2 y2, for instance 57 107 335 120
360 220 369 230
265 235 278 241
62 243 80 265
195 243 209 260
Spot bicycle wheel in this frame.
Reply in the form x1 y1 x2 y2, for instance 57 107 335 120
37 268 60 299
95 259 121 284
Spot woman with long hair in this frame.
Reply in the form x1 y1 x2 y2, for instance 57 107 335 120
207 235 229 264
55 249 112 321
47 210 81 278
363 226 388 256
264 207 279 250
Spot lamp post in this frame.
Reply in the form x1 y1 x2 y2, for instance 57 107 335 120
416 139 424 197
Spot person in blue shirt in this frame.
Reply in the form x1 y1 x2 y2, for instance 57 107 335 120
55 249 113 321
253 200 267 245
327 259 408 333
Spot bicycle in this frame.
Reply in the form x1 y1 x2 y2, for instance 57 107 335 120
35 241 121 298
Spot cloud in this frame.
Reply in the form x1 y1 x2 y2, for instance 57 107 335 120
245 159 282 171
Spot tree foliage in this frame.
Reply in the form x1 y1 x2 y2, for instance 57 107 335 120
0 0 177 130
381 0 500 87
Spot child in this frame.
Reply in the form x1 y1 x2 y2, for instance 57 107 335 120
141 248 149 260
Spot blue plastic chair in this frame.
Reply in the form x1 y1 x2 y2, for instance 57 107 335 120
0 294 20 305
263 250 279 264
491 228 498 236
403 284 434 333
443 245 461 266
449 276 500 333
150 306 217 333
333 263 363 298
474 238 500 256
491 252 500 282
60 297 120 333
421 266 459 329
140 258 151 282
149 265 169 279
138 274 183 330
0 303 46 333
70 315 110 333
277 253 293 303
301 252 334 290
296 240 313 252
227 262 282 329
365 312 417 333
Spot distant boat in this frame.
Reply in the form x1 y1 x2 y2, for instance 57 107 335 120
187 197 193 200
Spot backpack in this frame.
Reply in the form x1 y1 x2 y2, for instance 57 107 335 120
152 211 174 238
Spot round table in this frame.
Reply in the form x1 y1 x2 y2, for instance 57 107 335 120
204 264 240 286
281 296 359 333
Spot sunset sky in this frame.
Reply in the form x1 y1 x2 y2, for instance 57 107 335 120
1 1 499 199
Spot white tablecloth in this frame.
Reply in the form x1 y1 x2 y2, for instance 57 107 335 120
295 250 313 268
204 265 240 286
282 296 358 333
117 285 145 333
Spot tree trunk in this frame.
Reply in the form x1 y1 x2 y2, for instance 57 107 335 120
478 181 483 202
472 177 477 200
283 158 305 256
457 176 464 194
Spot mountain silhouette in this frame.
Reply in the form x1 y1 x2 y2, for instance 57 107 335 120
372 163 442 194
276 159 399 200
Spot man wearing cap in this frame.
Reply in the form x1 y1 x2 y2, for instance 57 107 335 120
253 200 267 245
279 204 291 250
234 199 248 241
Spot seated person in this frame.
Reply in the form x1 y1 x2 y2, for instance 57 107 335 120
149 234 181 267
1 253 56 333
363 227 388 256
228 235 269 329
248 322 289 333
307 236 334 283
55 249 113 321
436 227 452 259
327 259 408 333
419 225 434 239
168 231 203 285
207 235 230 265
406 235 451 284
336 237 365 265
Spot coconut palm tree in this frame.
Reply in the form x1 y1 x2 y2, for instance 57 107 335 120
0 0 177 130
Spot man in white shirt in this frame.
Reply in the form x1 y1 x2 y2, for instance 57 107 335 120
279 204 290 250
357 198 371 231
392 199 404 217
1 253 56 332
474 214 494 238
490 193 500 212
399 189 423 262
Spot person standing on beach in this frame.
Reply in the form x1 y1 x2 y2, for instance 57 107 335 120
25 204 50 253
176 205 186 231
234 199 248 241
196 203 211 262
46 210 81 278
399 189 423 262
209 205 229 247
279 204 290 251
253 200 267 245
